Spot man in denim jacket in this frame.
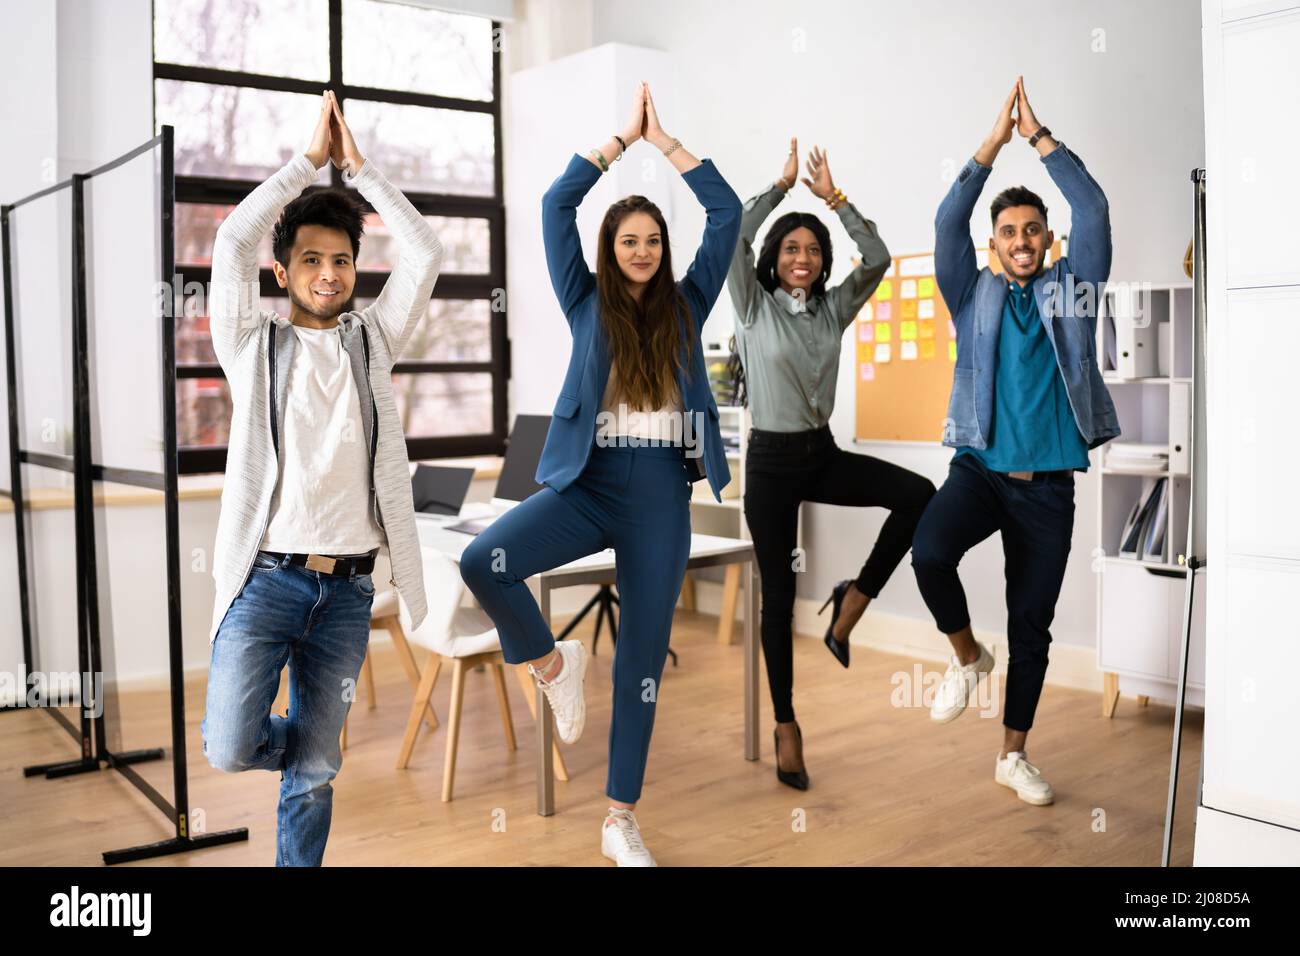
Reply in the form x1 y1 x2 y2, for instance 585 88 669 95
911 78 1119 807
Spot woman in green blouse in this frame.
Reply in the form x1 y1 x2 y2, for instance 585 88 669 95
727 138 935 790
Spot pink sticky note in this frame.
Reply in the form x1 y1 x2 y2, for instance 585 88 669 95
947 318 957 338
859 322 875 342
861 362 875 381
876 301 893 321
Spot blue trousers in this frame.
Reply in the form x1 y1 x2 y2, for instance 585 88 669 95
459 442 693 804
202 551 375 866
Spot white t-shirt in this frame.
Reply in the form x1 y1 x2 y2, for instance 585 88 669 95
260 322 382 555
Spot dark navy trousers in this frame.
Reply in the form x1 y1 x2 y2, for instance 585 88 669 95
459 442 694 804
910 452 1076 732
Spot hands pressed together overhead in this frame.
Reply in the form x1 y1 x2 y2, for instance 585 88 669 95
305 89 366 176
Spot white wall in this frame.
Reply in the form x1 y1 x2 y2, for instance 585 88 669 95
0 0 157 689
548 0 1207 650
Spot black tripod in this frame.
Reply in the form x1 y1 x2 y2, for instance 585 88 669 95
556 583 678 666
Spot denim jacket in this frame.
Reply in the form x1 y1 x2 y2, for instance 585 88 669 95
934 143 1120 451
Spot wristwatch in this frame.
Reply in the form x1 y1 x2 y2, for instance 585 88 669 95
1028 125 1052 148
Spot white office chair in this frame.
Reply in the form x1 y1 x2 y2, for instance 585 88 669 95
339 554 438 751
395 550 519 801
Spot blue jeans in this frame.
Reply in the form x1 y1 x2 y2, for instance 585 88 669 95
201 551 375 866
459 442 693 804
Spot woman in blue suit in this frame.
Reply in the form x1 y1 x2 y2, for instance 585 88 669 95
460 82 741 867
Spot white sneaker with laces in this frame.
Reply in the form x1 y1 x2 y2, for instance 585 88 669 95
929 641 994 723
601 807 657 866
995 750 1055 805
528 640 589 744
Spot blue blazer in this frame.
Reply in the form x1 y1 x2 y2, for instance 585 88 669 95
534 152 743 501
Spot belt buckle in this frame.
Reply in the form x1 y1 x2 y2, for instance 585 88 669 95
305 553 337 574
1007 470 1034 481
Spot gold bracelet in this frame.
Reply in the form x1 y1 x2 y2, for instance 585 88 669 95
662 137 682 157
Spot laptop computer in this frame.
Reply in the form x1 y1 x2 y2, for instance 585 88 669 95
410 464 476 516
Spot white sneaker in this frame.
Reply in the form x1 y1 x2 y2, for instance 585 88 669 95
929 642 994 723
528 640 589 744
601 808 657 866
995 751 1055 806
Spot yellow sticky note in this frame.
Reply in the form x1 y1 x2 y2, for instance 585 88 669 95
919 319 935 340
875 280 893 301
900 320 917 341
920 339 936 360
918 277 935 298
948 340 958 361
901 299 918 320
876 322 892 342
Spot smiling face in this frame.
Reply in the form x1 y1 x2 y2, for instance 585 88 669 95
991 205 1053 284
611 210 663 290
776 226 823 297
273 223 356 323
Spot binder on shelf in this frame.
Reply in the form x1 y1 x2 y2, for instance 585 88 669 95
1117 477 1168 560
1110 287 1157 378
1169 381 1191 475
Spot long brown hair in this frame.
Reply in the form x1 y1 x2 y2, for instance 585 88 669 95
595 196 693 409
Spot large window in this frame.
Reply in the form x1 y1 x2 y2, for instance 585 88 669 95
154 0 507 472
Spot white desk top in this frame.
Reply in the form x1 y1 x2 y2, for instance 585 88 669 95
415 511 752 578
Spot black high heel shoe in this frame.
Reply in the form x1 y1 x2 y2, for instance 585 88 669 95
820 579 853 668
773 724 809 791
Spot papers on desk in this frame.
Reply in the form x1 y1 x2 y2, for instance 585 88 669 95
1118 477 1168 562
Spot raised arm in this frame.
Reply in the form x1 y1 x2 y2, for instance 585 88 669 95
539 84 657 321
1015 78 1112 291
727 138 799 327
209 93 331 372
801 145 891 331
540 155 601 320
935 83 1017 316
323 91 443 365
625 83 742 330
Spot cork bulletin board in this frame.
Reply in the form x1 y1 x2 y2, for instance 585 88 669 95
853 239 1064 442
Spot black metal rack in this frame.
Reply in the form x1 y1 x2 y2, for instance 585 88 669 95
2 126 247 863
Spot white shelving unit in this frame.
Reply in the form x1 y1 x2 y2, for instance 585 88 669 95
1094 282 1205 714
692 347 749 540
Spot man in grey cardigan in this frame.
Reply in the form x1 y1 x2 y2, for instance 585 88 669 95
200 90 442 865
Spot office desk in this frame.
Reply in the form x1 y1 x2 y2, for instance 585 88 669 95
416 515 759 816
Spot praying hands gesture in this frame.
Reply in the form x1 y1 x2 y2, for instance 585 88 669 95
304 90 366 176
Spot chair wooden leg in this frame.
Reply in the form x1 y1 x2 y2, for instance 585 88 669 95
680 571 696 611
384 617 438 730
490 660 517 751
397 652 443 769
513 664 570 782
717 563 741 645
361 649 376 710
442 659 468 802
1101 671 1120 718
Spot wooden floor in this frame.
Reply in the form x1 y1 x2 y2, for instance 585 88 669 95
0 609 1201 866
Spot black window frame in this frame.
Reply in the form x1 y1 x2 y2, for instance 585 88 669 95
153 0 509 474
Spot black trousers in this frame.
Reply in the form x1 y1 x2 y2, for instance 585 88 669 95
743 425 936 723
910 452 1076 732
